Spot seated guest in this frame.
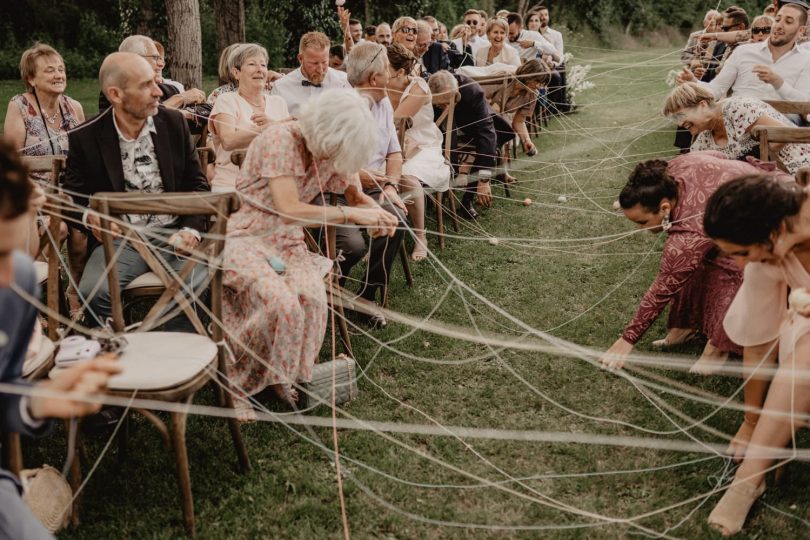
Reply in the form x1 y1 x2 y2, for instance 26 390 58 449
664 82 810 173
438 22 449 41
455 9 487 57
749 14 774 42
375 23 393 46
526 11 542 31
412 20 433 65
0 138 120 540
535 5 570 114
491 59 550 156
342 41 408 318
599 152 789 373
449 24 476 69
364 25 377 41
428 71 515 218
475 18 520 67
329 44 346 70
477 10 489 39
153 40 184 93
207 43 242 106
98 35 206 115
386 44 451 261
349 18 364 44
678 2 810 103
681 9 722 67
63 53 210 326
418 19 452 75
4 42 87 316
702 175 810 536
222 89 397 420
209 44 289 193
271 32 351 117
506 12 561 64
392 16 419 53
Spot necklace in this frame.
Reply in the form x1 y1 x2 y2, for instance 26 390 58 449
239 92 264 109
42 108 59 125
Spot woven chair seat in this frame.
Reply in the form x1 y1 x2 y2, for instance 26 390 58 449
34 261 48 285
22 338 54 379
124 271 164 291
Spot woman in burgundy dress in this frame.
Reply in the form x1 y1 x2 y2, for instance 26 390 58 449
599 151 790 373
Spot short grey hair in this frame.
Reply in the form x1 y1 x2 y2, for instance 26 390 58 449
704 9 721 25
428 70 458 97
486 18 508 35
231 43 268 70
345 41 387 87
119 35 153 55
298 89 377 177
416 20 432 38
392 16 417 34
217 43 242 84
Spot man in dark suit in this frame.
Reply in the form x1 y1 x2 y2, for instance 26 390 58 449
429 71 515 218
64 52 210 326
0 138 119 538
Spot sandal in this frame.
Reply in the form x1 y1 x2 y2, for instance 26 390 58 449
707 480 766 537
233 399 257 424
411 234 429 262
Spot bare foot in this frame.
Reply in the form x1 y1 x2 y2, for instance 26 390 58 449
271 384 299 406
725 420 756 463
690 342 728 375
411 233 428 262
652 328 698 349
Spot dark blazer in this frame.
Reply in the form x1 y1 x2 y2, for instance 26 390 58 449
63 106 210 232
422 42 450 77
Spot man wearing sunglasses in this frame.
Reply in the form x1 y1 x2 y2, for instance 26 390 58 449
451 9 487 58
678 2 810 115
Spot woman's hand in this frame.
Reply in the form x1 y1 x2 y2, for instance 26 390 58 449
349 206 399 238
476 181 492 208
379 185 408 215
599 337 634 370
181 88 206 105
251 113 272 130
29 183 47 212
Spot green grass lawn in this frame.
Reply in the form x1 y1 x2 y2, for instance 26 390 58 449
10 48 810 539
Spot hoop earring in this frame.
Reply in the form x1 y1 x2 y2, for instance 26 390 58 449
662 212 672 232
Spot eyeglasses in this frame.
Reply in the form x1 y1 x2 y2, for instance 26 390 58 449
720 25 737 31
465 20 478 26
398 27 417 34
752 26 772 34
141 54 162 63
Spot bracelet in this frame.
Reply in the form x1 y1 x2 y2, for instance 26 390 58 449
337 205 347 224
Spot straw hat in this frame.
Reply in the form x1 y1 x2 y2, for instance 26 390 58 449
21 465 72 533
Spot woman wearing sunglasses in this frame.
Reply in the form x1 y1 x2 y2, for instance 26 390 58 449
749 15 774 43
392 16 418 52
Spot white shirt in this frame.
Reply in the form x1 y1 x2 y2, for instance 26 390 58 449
540 26 564 58
702 40 810 102
452 35 487 58
271 67 350 117
510 29 561 63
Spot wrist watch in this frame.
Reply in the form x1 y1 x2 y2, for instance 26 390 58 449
383 181 399 193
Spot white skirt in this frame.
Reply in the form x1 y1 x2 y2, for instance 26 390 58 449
403 147 451 192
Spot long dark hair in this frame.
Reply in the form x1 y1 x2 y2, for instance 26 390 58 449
704 175 806 246
619 159 679 212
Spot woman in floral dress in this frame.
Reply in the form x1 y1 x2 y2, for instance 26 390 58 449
222 89 399 421
600 151 791 373
664 82 810 173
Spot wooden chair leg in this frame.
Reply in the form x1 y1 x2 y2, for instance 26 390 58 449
398 243 413 287
331 283 353 357
67 419 82 528
435 193 446 251
223 392 251 472
446 190 460 232
3 433 22 477
171 407 195 538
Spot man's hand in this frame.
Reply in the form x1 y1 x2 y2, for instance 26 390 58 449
379 184 408 215
599 337 634 370
29 355 122 420
349 206 399 238
753 65 784 89
338 6 351 30
476 181 492 208
518 40 535 49
676 67 697 84
168 230 200 255
86 213 122 242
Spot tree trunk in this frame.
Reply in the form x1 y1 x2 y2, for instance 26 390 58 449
166 0 203 89
212 0 245 56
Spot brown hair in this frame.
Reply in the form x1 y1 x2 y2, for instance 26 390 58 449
516 59 551 87
387 43 416 74
19 43 64 92
0 136 33 220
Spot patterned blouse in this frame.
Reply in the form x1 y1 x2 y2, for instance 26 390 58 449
691 97 810 174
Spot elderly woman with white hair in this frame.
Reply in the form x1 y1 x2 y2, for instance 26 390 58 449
392 16 419 52
222 89 398 420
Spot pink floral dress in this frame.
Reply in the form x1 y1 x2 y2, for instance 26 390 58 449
222 121 350 397
621 151 791 354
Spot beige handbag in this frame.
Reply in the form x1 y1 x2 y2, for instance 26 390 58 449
21 465 72 533
300 354 358 410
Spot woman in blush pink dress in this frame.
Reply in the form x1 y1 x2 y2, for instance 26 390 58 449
703 175 810 536
600 151 791 373
221 89 399 421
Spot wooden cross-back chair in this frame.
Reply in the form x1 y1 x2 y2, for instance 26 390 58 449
1 155 65 478
79 191 249 537
395 114 459 255
230 150 355 355
764 100 810 118
751 125 810 164
468 75 516 198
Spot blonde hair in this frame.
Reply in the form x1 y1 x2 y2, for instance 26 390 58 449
450 24 466 40
299 89 377 177
486 18 508 35
663 82 716 116
19 43 64 92
299 32 330 54
392 16 417 34
217 43 242 84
